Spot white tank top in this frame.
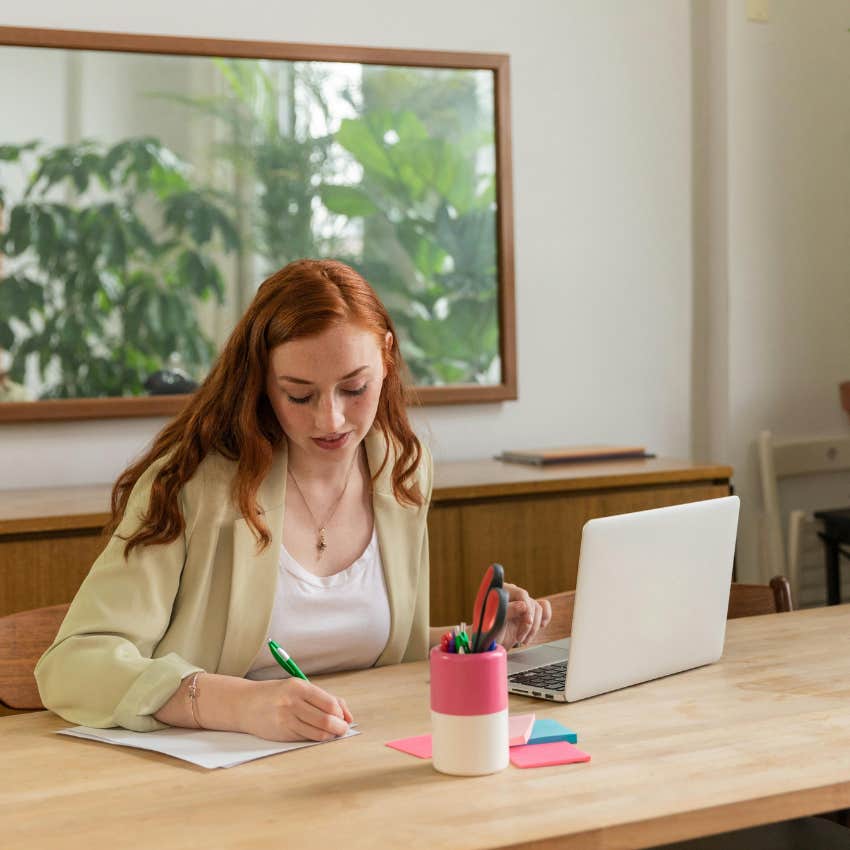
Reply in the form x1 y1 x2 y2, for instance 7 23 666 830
246 528 391 679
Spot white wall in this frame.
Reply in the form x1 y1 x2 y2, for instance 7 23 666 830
3 1 849 587
721 0 850 580
0 1 694 486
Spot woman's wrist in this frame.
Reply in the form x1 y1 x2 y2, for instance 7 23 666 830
201 674 258 733
187 671 204 728
155 672 257 733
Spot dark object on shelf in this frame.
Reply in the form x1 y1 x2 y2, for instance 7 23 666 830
813 507 850 606
144 369 198 396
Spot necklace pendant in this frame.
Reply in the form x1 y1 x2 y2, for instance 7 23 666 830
317 527 327 555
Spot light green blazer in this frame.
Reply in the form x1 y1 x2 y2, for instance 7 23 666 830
35 430 432 732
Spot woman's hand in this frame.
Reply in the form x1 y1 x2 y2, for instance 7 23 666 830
496 583 552 648
241 678 353 743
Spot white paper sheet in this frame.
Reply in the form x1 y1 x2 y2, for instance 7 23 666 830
57 724 359 769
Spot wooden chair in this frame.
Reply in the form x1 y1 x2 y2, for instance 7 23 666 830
527 576 793 647
757 429 850 606
727 575 792 619
0 603 68 715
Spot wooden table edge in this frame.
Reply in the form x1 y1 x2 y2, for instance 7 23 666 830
492 779 850 850
432 467 733 504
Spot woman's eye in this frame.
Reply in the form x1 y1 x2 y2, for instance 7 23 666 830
342 384 368 397
283 384 366 403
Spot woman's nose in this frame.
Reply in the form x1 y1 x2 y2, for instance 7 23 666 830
314 393 345 433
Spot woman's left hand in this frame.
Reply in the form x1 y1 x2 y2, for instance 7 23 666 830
496 583 552 648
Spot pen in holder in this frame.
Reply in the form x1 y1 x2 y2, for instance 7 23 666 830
429 644 509 776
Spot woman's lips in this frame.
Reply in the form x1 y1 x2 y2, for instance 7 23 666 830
312 432 351 450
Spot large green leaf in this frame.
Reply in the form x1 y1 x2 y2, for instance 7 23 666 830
177 249 225 301
0 321 13 349
0 275 45 315
0 140 37 162
319 185 379 218
4 204 35 255
336 117 396 181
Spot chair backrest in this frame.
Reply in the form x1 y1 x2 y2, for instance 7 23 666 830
0 603 68 713
757 430 850 604
526 576 792 646
727 576 792 619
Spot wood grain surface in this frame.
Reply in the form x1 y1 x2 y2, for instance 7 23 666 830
1 607 849 850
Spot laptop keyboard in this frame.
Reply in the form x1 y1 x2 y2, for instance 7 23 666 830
508 661 568 692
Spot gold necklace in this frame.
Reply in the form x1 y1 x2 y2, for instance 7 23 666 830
287 448 361 558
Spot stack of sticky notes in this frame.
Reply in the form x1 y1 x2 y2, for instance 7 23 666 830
509 716 590 769
385 713 591 768
508 713 536 746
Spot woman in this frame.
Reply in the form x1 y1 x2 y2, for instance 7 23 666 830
36 259 551 742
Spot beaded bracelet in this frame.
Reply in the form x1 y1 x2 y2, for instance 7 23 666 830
187 671 204 729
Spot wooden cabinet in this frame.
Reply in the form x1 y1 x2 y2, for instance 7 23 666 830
0 486 111 618
0 457 731 620
428 457 732 625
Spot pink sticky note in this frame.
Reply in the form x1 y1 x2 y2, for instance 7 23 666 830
510 741 591 769
387 716 538 760
385 734 433 759
509 713 536 747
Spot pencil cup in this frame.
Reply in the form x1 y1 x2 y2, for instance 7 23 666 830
429 644 509 776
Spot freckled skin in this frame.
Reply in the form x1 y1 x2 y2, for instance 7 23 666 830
265 324 391 475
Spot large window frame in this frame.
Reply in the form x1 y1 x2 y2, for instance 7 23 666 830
0 26 516 423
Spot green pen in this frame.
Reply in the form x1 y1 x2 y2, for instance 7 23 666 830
268 639 309 681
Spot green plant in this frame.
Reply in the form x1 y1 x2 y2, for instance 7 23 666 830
323 68 499 386
164 60 500 387
163 58 336 273
0 136 238 398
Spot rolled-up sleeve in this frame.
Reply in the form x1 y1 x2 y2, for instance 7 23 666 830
34 461 202 731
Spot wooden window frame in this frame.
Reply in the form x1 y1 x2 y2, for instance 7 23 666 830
0 25 517 423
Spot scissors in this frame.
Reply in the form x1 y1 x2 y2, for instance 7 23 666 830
471 562 509 653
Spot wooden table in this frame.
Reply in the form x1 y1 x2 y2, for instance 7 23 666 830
2 606 850 850
0 457 731 620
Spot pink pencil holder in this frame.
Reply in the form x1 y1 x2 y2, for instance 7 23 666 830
429 644 509 776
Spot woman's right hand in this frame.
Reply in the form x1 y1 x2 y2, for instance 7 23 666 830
241 678 353 742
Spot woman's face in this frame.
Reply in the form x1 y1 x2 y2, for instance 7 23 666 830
266 323 390 464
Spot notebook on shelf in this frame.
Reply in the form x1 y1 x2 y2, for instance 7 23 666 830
496 445 653 466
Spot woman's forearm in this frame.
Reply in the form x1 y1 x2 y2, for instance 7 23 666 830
155 672 351 742
154 672 255 731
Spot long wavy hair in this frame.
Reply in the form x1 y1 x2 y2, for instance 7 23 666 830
109 259 423 556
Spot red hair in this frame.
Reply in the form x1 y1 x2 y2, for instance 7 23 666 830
109 259 423 555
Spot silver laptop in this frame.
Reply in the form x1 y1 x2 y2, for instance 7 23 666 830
507 496 740 702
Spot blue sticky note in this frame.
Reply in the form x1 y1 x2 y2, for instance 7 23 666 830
528 718 578 745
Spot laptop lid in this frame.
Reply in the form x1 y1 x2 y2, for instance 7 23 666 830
564 496 740 702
